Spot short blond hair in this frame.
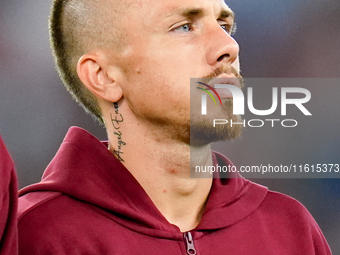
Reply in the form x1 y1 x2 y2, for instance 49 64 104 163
49 0 121 123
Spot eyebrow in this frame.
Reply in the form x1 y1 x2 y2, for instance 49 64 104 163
181 8 204 18
220 9 234 20
166 7 234 20
166 7 204 19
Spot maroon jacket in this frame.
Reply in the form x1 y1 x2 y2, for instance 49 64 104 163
0 135 18 255
18 127 331 254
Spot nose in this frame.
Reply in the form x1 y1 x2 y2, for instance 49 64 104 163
205 24 239 67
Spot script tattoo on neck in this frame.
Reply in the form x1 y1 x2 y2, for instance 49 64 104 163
110 103 126 162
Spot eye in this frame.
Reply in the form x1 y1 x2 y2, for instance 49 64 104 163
220 24 229 32
219 21 237 35
173 23 193 32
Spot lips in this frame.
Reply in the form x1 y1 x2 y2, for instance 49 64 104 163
207 74 242 99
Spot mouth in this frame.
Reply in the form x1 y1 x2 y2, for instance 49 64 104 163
199 74 242 99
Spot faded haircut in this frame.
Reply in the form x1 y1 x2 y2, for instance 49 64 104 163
49 0 121 124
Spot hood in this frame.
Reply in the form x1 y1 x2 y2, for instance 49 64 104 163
19 127 268 238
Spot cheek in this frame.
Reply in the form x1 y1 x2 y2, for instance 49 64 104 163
125 77 189 111
122 68 191 125
122 51 188 103
117 38 202 119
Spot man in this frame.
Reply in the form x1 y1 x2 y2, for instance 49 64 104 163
18 0 331 254
0 135 18 255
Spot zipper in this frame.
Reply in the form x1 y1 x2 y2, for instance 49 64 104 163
184 232 197 255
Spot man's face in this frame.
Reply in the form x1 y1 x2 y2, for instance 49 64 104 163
107 0 241 144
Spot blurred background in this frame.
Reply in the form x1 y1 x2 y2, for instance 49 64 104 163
0 0 339 252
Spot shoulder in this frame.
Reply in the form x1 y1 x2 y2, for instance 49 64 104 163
0 135 18 255
258 189 321 230
0 135 16 191
256 189 332 254
18 191 64 245
0 135 17 203
261 190 311 216
241 182 322 233
17 191 118 255
18 192 77 254
18 191 62 221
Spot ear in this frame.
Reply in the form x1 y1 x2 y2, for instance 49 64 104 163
77 53 123 103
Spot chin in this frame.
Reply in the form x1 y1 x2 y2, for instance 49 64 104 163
190 99 243 146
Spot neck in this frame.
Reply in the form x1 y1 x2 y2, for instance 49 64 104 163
105 104 213 232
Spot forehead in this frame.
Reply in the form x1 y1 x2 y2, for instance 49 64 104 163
127 0 233 21
162 0 232 15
